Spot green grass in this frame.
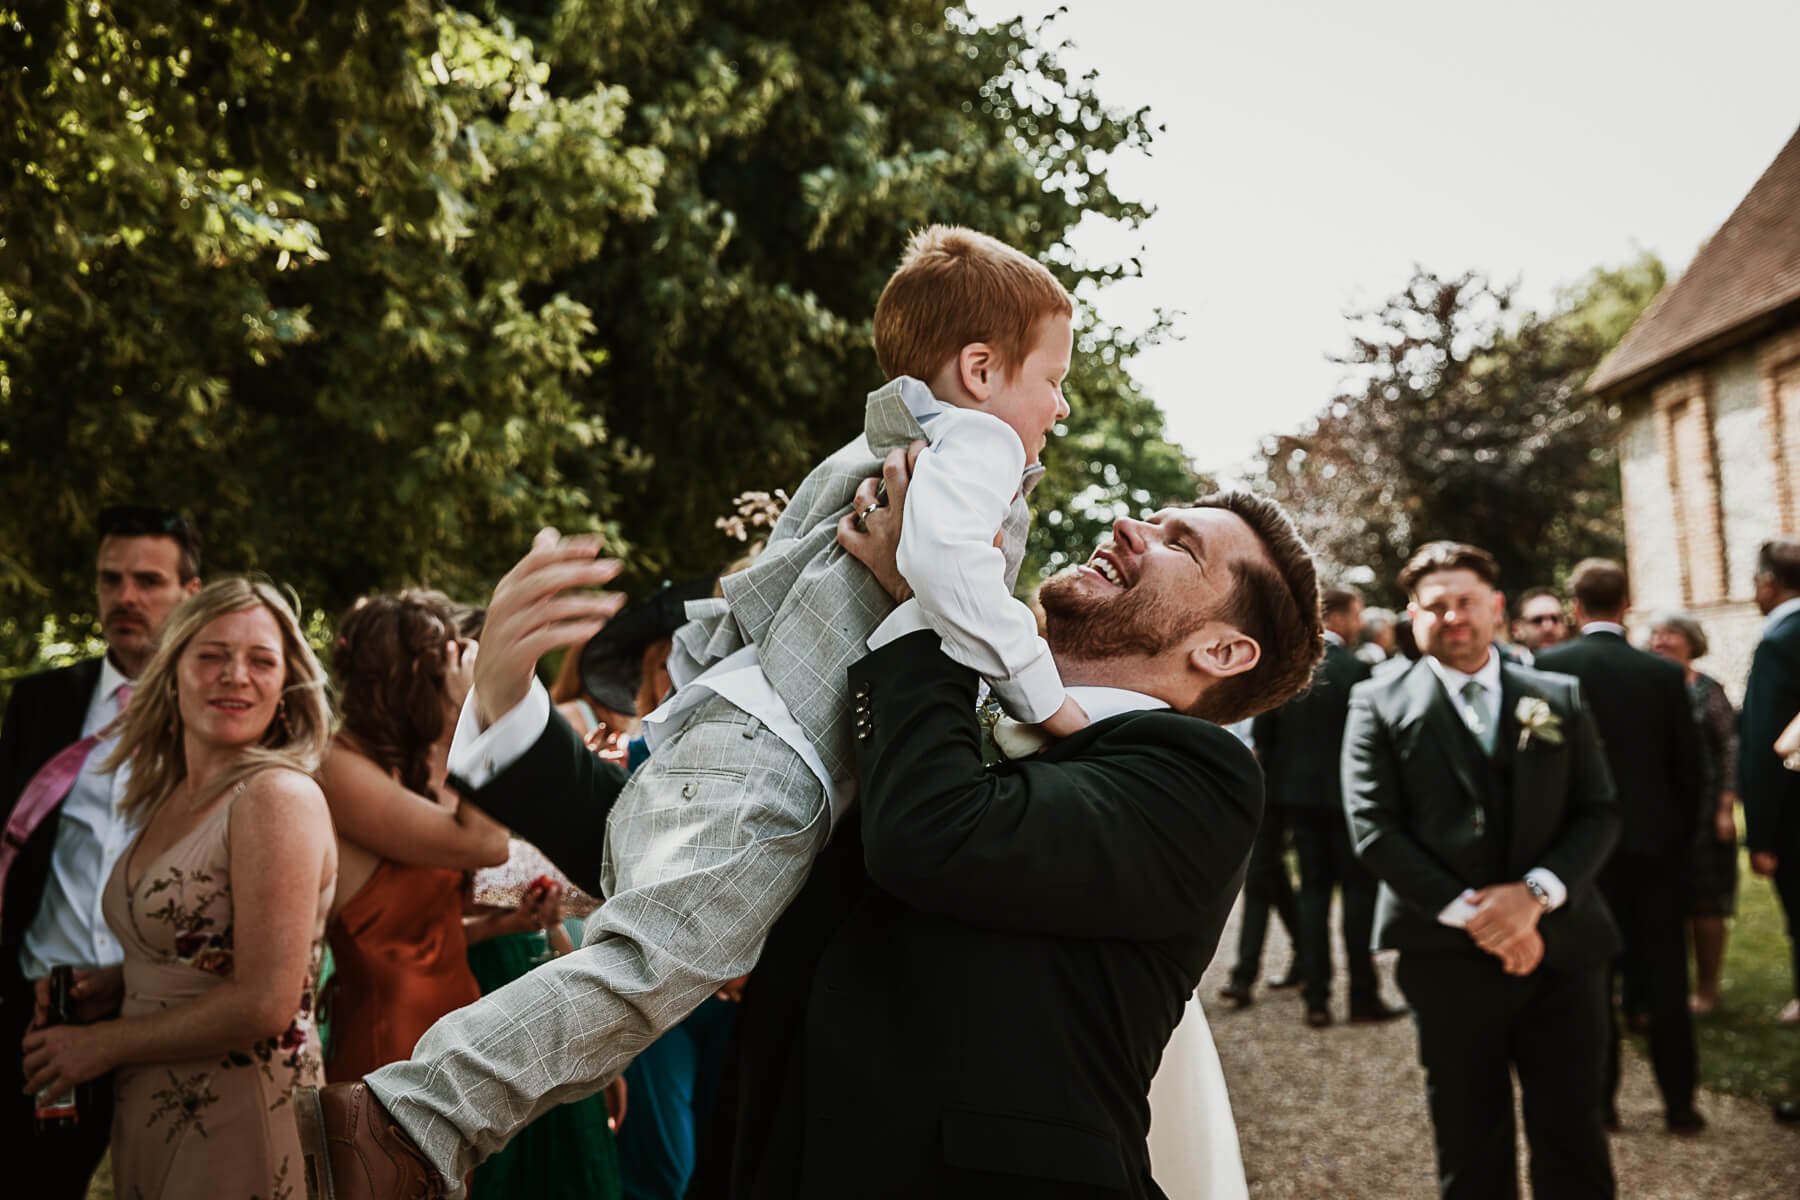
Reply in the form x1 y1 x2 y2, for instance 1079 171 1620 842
1678 854 1798 1105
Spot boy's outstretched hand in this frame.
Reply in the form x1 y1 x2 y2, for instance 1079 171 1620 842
1038 695 1091 739
474 528 627 729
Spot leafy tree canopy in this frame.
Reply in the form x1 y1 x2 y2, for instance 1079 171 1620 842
0 1 1201 680
1257 252 1666 605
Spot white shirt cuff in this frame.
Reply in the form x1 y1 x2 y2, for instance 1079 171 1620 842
868 598 932 651
1436 871 1566 930
987 647 1066 724
447 680 551 790
1524 867 1567 911
1437 889 1481 928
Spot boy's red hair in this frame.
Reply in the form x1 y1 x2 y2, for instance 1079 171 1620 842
873 226 1073 382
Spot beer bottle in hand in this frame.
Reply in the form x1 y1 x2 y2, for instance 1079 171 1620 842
34 965 79 1132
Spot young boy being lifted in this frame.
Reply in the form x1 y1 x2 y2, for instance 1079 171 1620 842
300 227 1090 1190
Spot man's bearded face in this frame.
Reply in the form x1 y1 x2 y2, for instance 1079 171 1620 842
1038 562 1210 661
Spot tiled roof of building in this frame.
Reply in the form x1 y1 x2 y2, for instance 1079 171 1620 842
1589 123 1800 395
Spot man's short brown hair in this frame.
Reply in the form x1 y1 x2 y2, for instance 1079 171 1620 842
1569 558 1629 616
1397 541 1500 596
1322 585 1362 619
1757 538 1800 593
1516 585 1562 612
1188 491 1324 726
873 226 1073 382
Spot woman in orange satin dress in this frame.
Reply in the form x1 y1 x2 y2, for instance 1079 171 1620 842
317 591 510 1081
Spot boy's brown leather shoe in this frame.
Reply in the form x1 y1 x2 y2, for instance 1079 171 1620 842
296 1082 445 1200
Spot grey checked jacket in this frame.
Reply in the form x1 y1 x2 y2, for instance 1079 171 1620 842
671 377 1039 781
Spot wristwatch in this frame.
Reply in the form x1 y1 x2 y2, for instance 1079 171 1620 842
1522 875 1552 911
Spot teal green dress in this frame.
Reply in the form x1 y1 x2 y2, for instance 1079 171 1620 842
467 930 623 1199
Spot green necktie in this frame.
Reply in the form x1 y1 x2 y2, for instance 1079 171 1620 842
1460 679 1496 756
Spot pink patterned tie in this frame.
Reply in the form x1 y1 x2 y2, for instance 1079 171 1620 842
0 683 132 923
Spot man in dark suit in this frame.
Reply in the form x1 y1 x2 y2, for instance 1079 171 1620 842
1344 541 1621 1199
1217 747 1302 1007
0 507 199 1189
1253 585 1401 1026
1536 558 1705 1134
1740 537 1800 1124
297 472 1327 1200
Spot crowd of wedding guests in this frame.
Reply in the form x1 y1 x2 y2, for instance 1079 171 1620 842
1220 541 1800 1152
5 503 1800 1200
1 507 738 1199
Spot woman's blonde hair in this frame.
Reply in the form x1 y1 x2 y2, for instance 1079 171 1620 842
104 577 331 818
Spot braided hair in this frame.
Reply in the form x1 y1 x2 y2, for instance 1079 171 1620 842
332 589 461 796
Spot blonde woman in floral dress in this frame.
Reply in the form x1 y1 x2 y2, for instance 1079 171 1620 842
20 578 335 1199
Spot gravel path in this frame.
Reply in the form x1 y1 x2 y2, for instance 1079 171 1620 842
1198 898 1800 1198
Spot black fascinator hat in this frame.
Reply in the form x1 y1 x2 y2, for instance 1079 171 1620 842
578 577 717 715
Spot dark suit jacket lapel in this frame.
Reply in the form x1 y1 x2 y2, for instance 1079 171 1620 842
52 659 103 746
1404 659 1484 806
1501 663 1550 861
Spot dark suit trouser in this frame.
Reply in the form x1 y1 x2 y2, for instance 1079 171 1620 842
1 966 112 1198
1600 854 1696 1114
1228 804 1298 991
1396 952 1614 1200
1289 806 1378 1011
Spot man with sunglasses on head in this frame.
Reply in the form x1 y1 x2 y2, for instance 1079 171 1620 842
0 506 200 1194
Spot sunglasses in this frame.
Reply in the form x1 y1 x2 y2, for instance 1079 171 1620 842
1523 614 1566 626
97 505 193 539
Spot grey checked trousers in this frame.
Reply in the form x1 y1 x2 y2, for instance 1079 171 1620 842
364 696 831 1185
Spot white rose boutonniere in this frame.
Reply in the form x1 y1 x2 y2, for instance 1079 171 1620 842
1515 697 1564 752
992 715 1053 761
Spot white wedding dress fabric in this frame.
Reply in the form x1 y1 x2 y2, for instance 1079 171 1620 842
1147 993 1248 1199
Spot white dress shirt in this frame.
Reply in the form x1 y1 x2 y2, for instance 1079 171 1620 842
890 380 1062 723
19 657 139 979
1420 651 1567 928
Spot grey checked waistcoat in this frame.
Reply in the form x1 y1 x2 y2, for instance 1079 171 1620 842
670 377 1039 781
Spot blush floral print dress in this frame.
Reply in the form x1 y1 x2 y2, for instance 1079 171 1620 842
101 779 332 1200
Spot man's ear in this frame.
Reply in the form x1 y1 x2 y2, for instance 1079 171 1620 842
1188 628 1261 681
183 577 203 598
957 342 996 402
1491 590 1507 626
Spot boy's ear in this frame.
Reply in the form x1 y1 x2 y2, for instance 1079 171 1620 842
958 342 996 402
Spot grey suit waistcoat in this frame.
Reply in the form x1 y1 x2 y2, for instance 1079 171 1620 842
671 378 1037 781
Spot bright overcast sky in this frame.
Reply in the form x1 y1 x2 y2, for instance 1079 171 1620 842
965 0 1800 478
